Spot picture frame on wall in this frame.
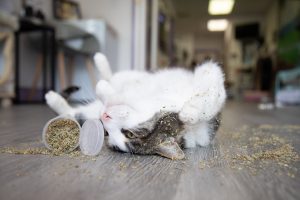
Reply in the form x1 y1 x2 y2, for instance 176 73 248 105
53 0 82 20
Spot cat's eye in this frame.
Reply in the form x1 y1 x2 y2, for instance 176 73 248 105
126 131 136 139
121 128 150 139
121 129 137 139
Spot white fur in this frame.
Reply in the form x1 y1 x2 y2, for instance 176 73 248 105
45 53 226 152
45 91 75 116
180 61 226 123
94 53 112 81
97 59 226 151
183 122 211 148
107 129 129 152
45 91 104 119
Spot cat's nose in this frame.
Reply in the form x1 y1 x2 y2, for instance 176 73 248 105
101 113 111 121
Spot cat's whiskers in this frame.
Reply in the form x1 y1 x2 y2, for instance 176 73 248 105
77 98 91 106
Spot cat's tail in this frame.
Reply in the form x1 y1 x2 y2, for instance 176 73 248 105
94 53 113 81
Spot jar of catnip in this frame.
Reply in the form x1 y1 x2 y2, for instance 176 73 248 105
42 115 104 156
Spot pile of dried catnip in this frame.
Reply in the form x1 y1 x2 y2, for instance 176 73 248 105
199 125 300 177
0 147 51 155
45 119 80 154
0 147 83 157
0 146 99 161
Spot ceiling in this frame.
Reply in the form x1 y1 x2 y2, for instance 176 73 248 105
172 0 275 36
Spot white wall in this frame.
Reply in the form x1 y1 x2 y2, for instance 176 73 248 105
150 0 159 70
195 34 224 63
224 22 243 84
195 35 223 51
132 0 147 70
174 32 224 68
174 33 195 67
78 0 133 70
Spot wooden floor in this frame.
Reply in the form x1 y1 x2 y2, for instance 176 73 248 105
0 102 299 200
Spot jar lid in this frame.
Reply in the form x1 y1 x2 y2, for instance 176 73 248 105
79 119 104 156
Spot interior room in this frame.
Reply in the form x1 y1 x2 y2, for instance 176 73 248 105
0 0 299 199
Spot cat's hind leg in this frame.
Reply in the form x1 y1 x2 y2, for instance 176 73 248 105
94 53 112 81
179 61 226 124
95 80 116 104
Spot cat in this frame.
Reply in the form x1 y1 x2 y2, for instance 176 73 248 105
45 53 226 159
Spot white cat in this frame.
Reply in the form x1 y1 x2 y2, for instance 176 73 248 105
45 53 226 159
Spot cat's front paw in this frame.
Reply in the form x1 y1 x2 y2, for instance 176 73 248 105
45 91 63 107
96 80 116 102
45 91 72 115
179 104 199 124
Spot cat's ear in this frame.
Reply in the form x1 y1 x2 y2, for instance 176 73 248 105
155 138 185 160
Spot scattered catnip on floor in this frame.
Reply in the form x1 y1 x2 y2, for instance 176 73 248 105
199 125 300 177
0 122 299 178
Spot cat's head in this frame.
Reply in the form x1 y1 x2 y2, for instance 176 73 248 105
122 112 185 159
101 108 185 159
96 80 185 159
99 103 138 151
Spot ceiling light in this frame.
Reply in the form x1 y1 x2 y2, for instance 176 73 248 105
208 0 235 15
207 19 228 31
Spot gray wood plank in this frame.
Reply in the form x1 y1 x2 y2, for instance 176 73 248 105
0 102 299 200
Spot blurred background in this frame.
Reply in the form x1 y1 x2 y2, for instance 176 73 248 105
0 0 299 108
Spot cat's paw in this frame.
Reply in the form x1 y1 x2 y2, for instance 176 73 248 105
183 133 197 148
179 104 199 124
96 80 116 102
45 91 72 115
196 133 211 147
45 91 63 107
94 53 112 80
94 53 108 67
